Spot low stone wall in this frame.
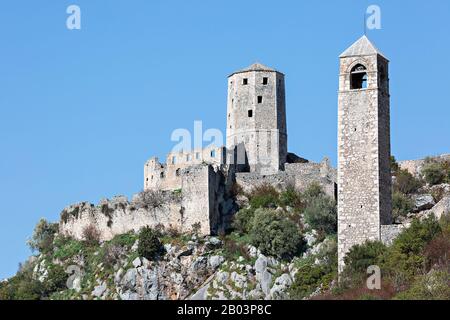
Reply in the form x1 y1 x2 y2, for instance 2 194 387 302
380 224 404 245
399 154 450 177
236 158 337 199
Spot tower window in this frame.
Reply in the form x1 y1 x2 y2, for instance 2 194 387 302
248 110 253 117
175 168 181 176
171 156 176 164
195 152 200 160
257 96 263 103
160 172 165 178
262 77 268 85
211 150 216 158
242 78 248 85
350 64 368 90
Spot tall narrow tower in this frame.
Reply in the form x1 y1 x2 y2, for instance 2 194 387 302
337 36 392 272
226 63 287 174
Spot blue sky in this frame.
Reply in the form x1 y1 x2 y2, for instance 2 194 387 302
0 0 449 279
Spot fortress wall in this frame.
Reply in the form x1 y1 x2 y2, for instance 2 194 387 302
144 146 225 191
235 159 337 199
60 164 222 240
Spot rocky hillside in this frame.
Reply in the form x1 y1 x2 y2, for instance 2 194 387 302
1 155 449 300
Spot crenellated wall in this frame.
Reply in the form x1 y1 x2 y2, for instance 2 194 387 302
60 164 227 240
144 145 225 191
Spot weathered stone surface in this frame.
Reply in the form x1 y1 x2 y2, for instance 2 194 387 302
413 194 435 212
92 281 107 298
337 36 392 273
132 257 141 268
270 274 293 300
208 255 225 270
422 196 450 220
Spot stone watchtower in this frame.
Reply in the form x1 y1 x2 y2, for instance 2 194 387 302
226 63 287 174
337 36 392 272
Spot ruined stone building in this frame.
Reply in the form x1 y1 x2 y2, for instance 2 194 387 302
60 37 400 271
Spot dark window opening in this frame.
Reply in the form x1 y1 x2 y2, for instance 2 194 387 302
257 96 263 103
176 168 181 176
242 78 248 85
160 172 165 178
350 64 368 89
248 110 253 117
262 77 268 85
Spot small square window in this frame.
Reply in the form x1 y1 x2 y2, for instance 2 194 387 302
257 96 263 103
262 77 268 85
242 78 248 85
248 110 253 117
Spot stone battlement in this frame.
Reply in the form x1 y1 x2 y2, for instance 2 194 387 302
144 145 226 191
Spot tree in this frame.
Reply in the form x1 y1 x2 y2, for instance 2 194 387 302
27 219 59 254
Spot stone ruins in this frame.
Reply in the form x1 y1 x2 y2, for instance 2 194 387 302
60 36 402 273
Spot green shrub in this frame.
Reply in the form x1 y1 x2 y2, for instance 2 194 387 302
110 232 137 248
382 216 441 284
393 169 422 194
422 161 447 185
303 194 337 235
250 209 304 260
302 183 324 202
392 191 414 220
43 264 67 294
289 264 329 299
279 185 303 210
137 226 164 260
249 184 280 209
232 208 256 234
27 219 59 254
343 241 387 281
52 236 84 260
394 270 450 300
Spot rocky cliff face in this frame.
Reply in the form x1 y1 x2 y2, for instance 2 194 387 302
29 232 331 300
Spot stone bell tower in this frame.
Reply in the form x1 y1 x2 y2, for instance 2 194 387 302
337 36 392 273
226 63 287 174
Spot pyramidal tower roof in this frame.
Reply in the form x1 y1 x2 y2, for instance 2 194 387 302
340 35 387 59
229 62 281 77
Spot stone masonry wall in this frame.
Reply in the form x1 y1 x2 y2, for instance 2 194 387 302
60 164 223 240
226 66 287 175
236 159 337 198
337 53 391 273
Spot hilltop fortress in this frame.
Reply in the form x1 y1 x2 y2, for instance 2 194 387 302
59 36 402 272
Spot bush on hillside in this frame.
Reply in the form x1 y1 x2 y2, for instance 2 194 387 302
422 160 450 186
392 191 414 220
232 208 256 234
343 241 387 282
248 184 280 208
250 208 304 260
301 184 337 235
137 226 164 260
393 169 422 195
381 216 441 286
